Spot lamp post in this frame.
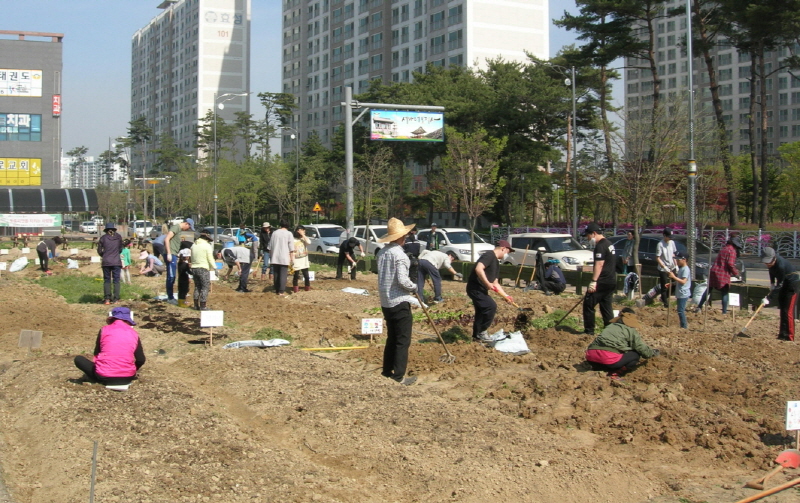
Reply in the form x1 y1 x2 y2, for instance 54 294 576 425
282 126 300 227
213 92 248 244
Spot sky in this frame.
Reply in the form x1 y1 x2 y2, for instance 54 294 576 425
3 0 582 157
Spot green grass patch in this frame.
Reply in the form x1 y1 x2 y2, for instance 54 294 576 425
362 306 382 316
38 273 153 304
440 326 470 343
527 310 583 331
253 327 293 342
412 309 467 323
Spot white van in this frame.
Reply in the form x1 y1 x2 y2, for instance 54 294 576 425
132 220 155 237
352 224 388 256
416 227 494 262
305 224 346 253
506 233 593 271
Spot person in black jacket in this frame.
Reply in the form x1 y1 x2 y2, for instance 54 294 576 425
583 223 617 335
762 247 800 341
36 236 63 273
542 258 567 296
97 222 123 305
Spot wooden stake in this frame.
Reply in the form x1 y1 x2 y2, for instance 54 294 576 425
666 282 671 327
515 245 530 287
89 440 98 503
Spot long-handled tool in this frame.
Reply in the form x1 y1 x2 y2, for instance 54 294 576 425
555 294 586 328
734 475 800 503
732 298 767 342
510 301 533 313
515 245 530 288
744 448 800 491
414 292 455 364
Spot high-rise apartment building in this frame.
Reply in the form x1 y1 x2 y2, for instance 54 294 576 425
281 0 549 151
624 2 797 156
131 0 251 174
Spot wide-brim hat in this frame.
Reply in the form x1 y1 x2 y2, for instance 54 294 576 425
138 251 148 260
377 218 416 243
104 222 117 231
108 307 136 326
609 311 642 330
262 222 271 228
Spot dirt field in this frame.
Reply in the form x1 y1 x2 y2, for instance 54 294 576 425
1 248 800 503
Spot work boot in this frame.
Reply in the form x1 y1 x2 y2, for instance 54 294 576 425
200 302 209 311
304 285 311 291
292 286 300 294
177 299 185 308
194 299 200 310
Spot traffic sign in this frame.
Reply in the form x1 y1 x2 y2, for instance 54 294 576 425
312 202 322 212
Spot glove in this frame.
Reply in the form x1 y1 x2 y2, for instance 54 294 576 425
762 296 770 306
491 284 500 292
588 281 597 292
652 349 660 357
505 295 514 304
454 272 463 280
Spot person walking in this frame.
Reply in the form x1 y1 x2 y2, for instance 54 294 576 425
417 249 462 303
621 230 635 275
163 218 195 305
669 251 691 329
292 225 312 293
582 222 617 335
696 236 742 314
97 222 124 305
585 308 659 379
655 228 677 309
762 247 800 341
73 307 145 386
376 218 418 386
190 232 215 310
258 222 272 281
36 236 62 273
336 236 363 280
268 221 295 296
465 240 515 342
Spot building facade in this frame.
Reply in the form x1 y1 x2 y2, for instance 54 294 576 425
61 156 127 190
131 0 251 175
0 31 63 189
280 0 549 152
623 1 799 157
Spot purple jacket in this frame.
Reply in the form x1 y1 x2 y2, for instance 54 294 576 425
97 233 123 267
93 320 145 378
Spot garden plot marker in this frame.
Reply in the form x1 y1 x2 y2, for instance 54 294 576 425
200 310 224 346
18 329 42 356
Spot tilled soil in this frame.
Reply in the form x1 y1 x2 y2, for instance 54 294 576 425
1 250 800 503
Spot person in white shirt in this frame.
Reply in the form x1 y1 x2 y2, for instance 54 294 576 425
417 249 462 303
655 228 677 309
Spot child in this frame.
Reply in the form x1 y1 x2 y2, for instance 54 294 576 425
120 239 132 284
177 246 192 307
669 251 691 329
292 225 312 293
73 307 145 386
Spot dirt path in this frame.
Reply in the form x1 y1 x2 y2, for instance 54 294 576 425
1 259 799 502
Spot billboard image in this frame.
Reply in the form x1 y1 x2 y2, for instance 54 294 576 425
370 110 444 142
0 69 43 97
0 158 42 186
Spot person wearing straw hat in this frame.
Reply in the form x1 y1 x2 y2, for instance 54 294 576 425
585 308 659 379
73 307 146 386
762 246 800 341
97 222 124 305
376 218 418 386
465 239 515 342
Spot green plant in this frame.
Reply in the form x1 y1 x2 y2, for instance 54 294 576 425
253 327 293 342
412 309 465 323
362 307 382 315
38 273 153 304
528 311 582 331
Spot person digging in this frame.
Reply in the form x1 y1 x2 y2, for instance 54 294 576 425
465 240 515 343
585 308 660 380
761 246 800 341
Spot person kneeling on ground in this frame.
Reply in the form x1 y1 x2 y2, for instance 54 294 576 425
585 308 659 379
139 250 165 276
541 258 566 296
73 307 145 386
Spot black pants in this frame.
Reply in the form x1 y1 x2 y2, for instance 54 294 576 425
336 252 356 280
468 289 497 338
778 282 799 340
37 249 49 271
590 351 642 371
658 270 671 307
102 266 121 302
293 268 310 287
542 280 565 294
381 302 413 381
238 262 251 291
417 259 442 298
177 262 191 299
273 264 289 294
74 355 135 385
583 283 615 334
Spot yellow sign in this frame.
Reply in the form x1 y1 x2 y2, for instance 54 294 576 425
0 158 42 186
312 202 323 212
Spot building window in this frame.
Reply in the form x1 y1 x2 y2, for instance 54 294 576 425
414 43 423 62
448 29 462 50
718 53 732 66
430 10 445 31
448 54 463 66
431 35 445 55
371 54 383 71
414 21 423 39
448 5 462 25
0 113 42 142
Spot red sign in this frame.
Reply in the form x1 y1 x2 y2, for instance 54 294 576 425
52 95 61 116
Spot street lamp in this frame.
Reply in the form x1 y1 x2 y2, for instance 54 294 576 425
213 91 249 243
282 126 300 227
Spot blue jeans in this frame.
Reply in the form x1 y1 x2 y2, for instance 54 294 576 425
676 297 688 329
164 253 178 299
261 250 271 275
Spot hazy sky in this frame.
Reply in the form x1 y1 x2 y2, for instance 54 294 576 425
3 0 581 157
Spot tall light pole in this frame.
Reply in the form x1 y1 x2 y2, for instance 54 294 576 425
213 92 248 244
685 0 698 278
282 126 300 227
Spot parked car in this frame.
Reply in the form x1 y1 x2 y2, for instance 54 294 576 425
505 233 594 271
79 221 97 234
131 220 155 236
202 226 226 239
607 234 746 282
169 216 186 226
417 227 494 262
305 224 346 253
91 216 104 226
352 225 389 256
220 227 253 244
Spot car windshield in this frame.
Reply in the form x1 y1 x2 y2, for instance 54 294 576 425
319 227 345 237
370 227 387 238
446 231 486 245
542 237 583 252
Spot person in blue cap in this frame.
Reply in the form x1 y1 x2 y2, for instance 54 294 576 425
163 217 195 305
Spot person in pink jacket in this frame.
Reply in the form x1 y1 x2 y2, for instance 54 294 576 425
73 307 145 386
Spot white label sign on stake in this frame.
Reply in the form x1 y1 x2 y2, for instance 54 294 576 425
70 248 79 255
308 271 315 281
787 401 800 431
0 262 6 270
361 318 384 335
729 293 740 307
0 249 8 255
200 310 224 328
21 247 30 254
90 256 101 263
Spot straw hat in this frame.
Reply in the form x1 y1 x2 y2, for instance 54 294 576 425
609 310 642 330
377 218 416 243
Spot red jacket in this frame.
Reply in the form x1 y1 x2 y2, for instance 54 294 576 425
93 320 144 378
709 243 739 290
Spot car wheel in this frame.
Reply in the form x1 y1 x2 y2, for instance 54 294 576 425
317 247 323 253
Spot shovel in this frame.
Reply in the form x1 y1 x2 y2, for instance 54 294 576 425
732 298 767 342
734 475 800 503
555 294 586 328
414 292 456 364
744 448 800 490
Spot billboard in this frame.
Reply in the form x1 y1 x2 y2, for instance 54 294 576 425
0 69 43 97
0 158 42 186
370 110 444 142
0 214 61 227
